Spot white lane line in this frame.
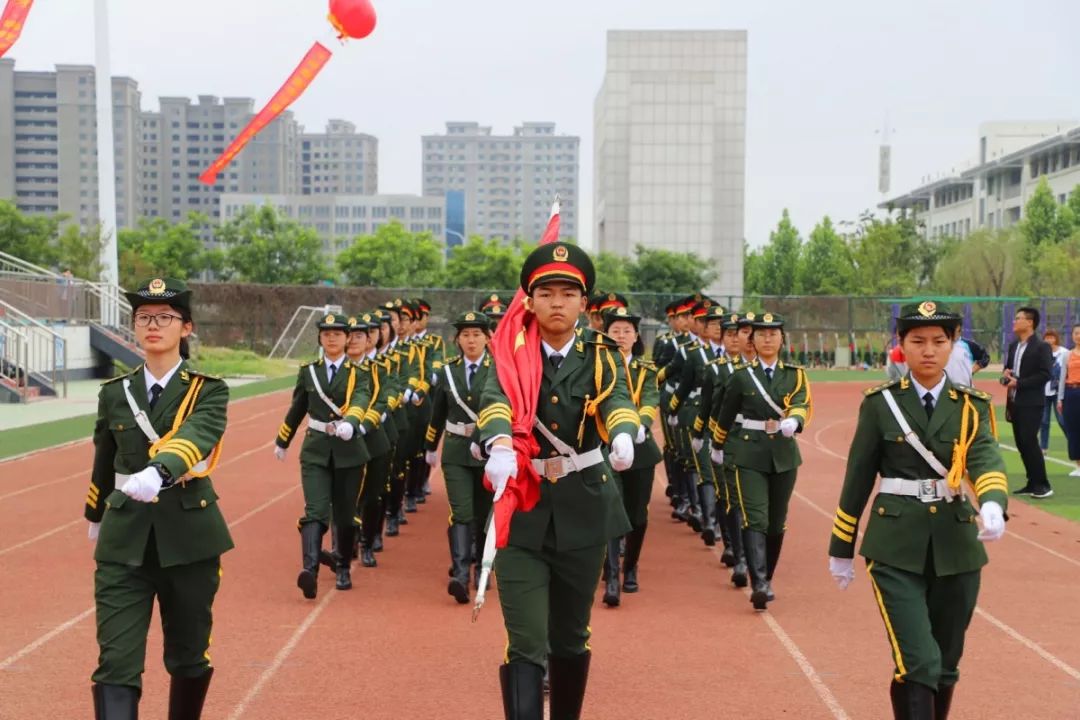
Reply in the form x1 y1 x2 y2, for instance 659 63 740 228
0 519 80 558
790 460 1080 685
709 546 850 720
0 607 96 671
225 591 336 720
806 422 1080 568
0 441 291 671
0 470 89 502
975 607 1080 682
998 442 1077 470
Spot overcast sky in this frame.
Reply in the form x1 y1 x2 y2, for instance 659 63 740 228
11 0 1079 249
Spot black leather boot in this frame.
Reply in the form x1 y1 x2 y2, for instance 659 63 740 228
385 511 400 537
335 525 354 590
935 683 954 719
765 532 785 601
92 683 140 720
404 495 418 513
297 523 323 599
686 476 704 533
622 524 646 593
499 662 545 720
167 669 212 720
319 522 338 571
744 529 771 610
447 523 472 604
727 508 748 588
890 680 936 719
548 652 591 720
602 539 621 607
699 484 718 546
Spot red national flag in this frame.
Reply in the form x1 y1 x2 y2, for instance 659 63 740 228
484 199 561 548
199 42 332 185
0 0 34 58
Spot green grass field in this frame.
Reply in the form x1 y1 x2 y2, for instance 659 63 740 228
0 374 294 461
192 347 298 378
995 414 1080 522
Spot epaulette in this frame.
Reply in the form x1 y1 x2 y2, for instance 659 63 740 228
954 384 991 402
187 368 224 381
708 355 729 366
864 378 901 397
101 366 140 385
779 361 803 370
448 355 464 366
635 359 657 370
583 328 619 348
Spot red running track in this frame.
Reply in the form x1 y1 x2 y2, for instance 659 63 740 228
0 382 1078 718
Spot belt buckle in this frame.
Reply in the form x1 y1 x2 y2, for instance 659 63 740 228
764 419 780 434
917 479 937 503
543 456 566 481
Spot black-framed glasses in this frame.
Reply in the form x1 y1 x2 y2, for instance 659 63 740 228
134 312 184 328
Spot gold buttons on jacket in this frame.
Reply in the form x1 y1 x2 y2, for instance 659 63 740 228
551 423 559 431
878 507 885 516
929 506 938 514
152 497 160 504
551 395 559 404
200 499 208 508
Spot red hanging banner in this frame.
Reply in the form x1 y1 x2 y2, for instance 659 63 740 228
0 0 34 58
199 42 332 185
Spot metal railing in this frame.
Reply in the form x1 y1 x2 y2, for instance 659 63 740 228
0 299 67 399
268 305 342 359
0 271 132 339
0 318 29 399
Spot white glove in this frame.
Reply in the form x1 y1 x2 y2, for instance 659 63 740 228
425 450 438 466
634 425 646 444
710 448 724 465
609 433 635 472
485 445 518 502
120 466 164 503
274 446 288 462
666 414 679 428
88 521 100 541
469 442 484 461
977 501 1005 542
404 389 415 403
334 422 355 441
691 437 704 453
780 418 799 438
829 556 855 590
381 412 388 423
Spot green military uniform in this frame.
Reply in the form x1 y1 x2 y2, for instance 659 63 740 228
828 302 1008 719
479 241 640 719
381 300 416 534
655 297 700 520
276 312 375 597
347 313 395 568
479 293 508 331
411 297 445 502
371 307 406 544
425 311 494 604
600 307 663 607
85 277 231 717
714 312 812 610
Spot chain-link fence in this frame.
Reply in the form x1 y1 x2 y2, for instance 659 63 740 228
188 283 1080 366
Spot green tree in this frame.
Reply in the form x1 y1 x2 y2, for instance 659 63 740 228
217 206 328 285
0 200 63 267
848 214 919 295
1022 176 1066 248
117 214 218 288
1029 231 1080 296
931 228 1030 297
756 209 802 295
336 220 444 288
743 242 766 295
1067 184 1080 222
629 245 717 294
795 216 855 294
56 224 104 280
593 251 632 293
442 236 530 290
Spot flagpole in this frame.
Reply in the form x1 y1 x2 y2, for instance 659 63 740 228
94 0 119 325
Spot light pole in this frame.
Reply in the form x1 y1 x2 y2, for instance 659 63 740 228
94 0 120 326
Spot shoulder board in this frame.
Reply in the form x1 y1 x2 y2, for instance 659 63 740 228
779 362 803 371
449 356 464 366
101 366 140 385
187 369 224 381
636 359 657 370
581 328 619 348
953 384 991 402
864 379 901 397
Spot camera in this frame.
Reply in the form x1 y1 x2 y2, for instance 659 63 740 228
998 376 1011 386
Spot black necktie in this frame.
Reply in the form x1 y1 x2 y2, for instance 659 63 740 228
149 383 163 410
764 367 774 383
328 363 337 383
549 353 563 370
923 392 935 419
467 363 477 390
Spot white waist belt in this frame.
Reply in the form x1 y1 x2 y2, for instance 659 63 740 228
445 421 476 437
114 469 198 492
739 419 778 434
688 389 702 399
663 383 676 394
879 477 955 503
307 419 333 434
531 447 606 480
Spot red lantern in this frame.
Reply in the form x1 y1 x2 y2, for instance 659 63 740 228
328 0 377 40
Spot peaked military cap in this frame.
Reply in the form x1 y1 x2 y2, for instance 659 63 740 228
750 311 785 329
347 313 371 332
125 277 191 313
479 293 506 312
703 304 728 322
520 241 595 295
415 298 432 315
896 300 961 334
453 310 491 332
722 311 741 330
317 312 349 331
596 292 629 313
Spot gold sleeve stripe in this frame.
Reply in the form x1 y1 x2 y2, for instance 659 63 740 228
478 404 512 423
605 409 640 428
160 441 199 467
278 429 291 441
159 448 196 470
640 405 658 419
280 423 291 433
787 408 809 420
976 481 1009 496
168 438 203 464
425 426 437 442
86 494 98 509
974 471 1007 488
364 410 381 423
478 411 512 427
408 378 420 388
693 417 704 432
668 397 680 411
832 526 854 543
975 477 1009 493
833 516 856 533
714 429 728 443
835 507 858 525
